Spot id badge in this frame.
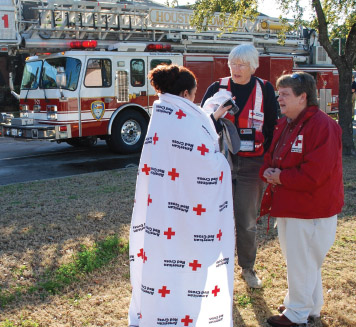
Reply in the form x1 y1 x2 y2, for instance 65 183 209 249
238 128 255 152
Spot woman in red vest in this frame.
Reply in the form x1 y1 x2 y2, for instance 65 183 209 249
260 72 344 327
202 44 278 289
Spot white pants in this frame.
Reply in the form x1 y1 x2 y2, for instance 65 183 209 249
277 216 337 324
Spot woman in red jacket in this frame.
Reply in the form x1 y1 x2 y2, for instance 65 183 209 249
260 72 344 327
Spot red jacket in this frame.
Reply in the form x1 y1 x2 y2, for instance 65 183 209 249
259 106 344 219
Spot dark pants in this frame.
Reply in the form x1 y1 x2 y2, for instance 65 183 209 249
231 155 265 269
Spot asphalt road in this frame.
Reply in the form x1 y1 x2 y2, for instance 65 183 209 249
1 118 355 186
0 138 140 186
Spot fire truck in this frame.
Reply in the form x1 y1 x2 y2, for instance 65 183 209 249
0 0 339 153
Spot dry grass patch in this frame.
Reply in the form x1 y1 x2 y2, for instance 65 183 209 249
0 158 355 327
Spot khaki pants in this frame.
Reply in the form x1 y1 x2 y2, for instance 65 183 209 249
277 216 337 324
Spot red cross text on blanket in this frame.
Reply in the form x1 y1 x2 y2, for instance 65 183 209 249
153 133 159 145
181 315 193 326
193 204 206 215
189 259 202 271
142 164 150 175
164 227 176 239
137 248 147 263
212 285 220 297
147 194 152 206
197 143 209 155
175 109 186 119
168 168 179 180
219 171 223 183
158 286 171 297
216 229 222 241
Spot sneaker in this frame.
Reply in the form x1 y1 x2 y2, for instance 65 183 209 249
241 268 262 288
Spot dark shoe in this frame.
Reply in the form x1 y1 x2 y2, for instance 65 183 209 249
278 305 286 313
277 305 319 321
267 314 298 327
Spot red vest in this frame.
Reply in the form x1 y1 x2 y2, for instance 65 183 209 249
219 77 265 157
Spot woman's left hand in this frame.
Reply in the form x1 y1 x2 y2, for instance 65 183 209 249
213 103 231 120
213 97 236 120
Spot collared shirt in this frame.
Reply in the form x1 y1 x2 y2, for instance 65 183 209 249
271 107 308 167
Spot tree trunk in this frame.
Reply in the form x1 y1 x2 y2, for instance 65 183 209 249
337 67 355 155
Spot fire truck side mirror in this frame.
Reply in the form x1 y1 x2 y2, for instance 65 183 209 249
56 67 67 88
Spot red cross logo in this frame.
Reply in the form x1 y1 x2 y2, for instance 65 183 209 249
158 286 171 297
216 229 222 241
193 204 206 216
137 248 147 263
168 168 179 181
212 285 220 297
142 164 150 175
181 315 193 326
147 194 152 206
294 137 302 146
197 144 209 156
164 227 176 239
175 109 186 119
153 133 159 145
189 259 202 271
219 171 223 183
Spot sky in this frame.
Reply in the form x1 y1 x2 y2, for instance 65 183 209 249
153 0 312 20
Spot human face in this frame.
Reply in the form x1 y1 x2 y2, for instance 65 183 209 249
229 59 255 85
277 87 307 120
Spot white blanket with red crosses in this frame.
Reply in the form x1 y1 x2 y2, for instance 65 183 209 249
128 93 235 327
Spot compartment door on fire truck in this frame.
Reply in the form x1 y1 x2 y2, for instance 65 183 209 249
80 56 115 137
127 56 149 106
115 55 150 109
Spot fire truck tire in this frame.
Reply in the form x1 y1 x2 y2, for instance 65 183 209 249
107 111 147 154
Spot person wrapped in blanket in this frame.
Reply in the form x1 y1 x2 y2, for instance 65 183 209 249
128 64 236 327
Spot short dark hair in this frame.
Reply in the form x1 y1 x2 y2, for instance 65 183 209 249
148 64 197 96
276 72 318 106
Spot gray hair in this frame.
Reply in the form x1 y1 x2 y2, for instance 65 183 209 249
228 44 259 70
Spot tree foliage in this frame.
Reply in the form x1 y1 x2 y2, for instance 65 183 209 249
191 0 356 154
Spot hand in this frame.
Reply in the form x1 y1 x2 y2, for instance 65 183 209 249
263 168 276 179
263 168 282 185
213 97 236 120
213 103 231 120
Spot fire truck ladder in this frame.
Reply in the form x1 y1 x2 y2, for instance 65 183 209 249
14 0 308 55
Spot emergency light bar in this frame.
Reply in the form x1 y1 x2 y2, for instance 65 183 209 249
70 40 98 49
146 44 172 52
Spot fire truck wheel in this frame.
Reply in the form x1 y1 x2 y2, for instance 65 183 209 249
107 111 147 154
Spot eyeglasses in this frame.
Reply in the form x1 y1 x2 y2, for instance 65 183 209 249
230 62 249 69
291 73 303 83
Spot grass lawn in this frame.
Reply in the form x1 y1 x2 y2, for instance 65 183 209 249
0 156 355 327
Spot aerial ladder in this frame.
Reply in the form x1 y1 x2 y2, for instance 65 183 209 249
1 0 310 56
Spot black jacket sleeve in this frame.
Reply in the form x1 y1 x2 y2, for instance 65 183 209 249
262 81 278 152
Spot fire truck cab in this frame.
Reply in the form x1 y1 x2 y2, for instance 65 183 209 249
2 44 183 153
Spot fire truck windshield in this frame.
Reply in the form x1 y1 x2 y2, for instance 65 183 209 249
21 57 82 91
21 61 42 90
42 57 81 90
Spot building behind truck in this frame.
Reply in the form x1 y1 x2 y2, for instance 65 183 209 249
0 0 339 153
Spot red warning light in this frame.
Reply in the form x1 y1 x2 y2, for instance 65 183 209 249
146 44 172 52
70 40 97 49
